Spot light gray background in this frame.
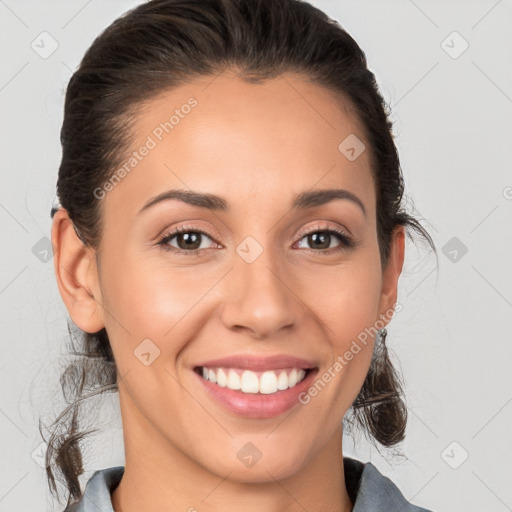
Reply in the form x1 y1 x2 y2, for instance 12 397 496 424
1 1 511 511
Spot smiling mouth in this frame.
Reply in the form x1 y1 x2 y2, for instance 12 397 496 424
193 366 316 395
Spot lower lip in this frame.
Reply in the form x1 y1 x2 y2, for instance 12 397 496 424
193 368 319 419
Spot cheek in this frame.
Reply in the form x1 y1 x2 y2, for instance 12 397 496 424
304 258 383 344
299 255 381 400
100 235 382 366
99 250 216 354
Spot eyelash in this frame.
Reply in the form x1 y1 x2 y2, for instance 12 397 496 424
156 223 355 256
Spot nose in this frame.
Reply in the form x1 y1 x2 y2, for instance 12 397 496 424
218 246 299 339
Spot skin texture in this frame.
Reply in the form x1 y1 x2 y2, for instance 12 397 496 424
52 71 405 512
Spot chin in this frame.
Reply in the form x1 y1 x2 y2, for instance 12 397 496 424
203 443 310 484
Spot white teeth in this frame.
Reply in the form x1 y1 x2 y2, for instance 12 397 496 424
216 368 227 387
288 368 298 387
277 370 288 390
200 367 308 394
227 369 241 390
240 370 259 393
260 371 278 394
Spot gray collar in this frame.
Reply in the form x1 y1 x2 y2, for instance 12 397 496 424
65 457 433 512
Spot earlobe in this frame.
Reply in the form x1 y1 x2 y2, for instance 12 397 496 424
377 225 406 324
51 208 105 333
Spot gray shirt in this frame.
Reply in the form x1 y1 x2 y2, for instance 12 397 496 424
64 456 434 511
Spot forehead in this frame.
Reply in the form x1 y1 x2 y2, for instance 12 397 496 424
103 71 375 221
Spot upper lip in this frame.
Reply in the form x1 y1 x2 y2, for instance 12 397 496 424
194 354 318 371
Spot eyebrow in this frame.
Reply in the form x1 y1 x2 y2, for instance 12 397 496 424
138 188 366 217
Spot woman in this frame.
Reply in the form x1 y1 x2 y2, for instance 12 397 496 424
44 0 437 510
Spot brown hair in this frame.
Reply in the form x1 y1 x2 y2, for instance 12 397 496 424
42 0 437 507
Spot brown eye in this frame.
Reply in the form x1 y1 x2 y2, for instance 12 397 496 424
173 231 202 250
158 226 219 254
295 226 353 253
306 231 332 250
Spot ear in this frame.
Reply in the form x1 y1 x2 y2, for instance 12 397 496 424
51 208 105 333
377 224 405 324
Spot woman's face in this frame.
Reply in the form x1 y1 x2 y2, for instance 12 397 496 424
58 71 404 482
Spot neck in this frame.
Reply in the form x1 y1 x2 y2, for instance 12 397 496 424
111 391 353 512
